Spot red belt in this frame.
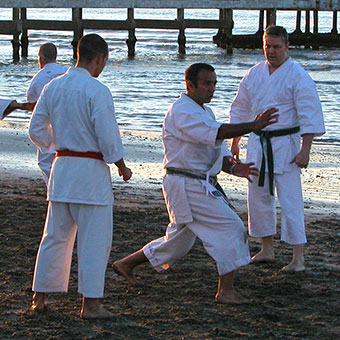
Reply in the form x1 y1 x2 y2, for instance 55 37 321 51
55 150 104 161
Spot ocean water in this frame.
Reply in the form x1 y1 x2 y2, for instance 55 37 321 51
0 8 339 143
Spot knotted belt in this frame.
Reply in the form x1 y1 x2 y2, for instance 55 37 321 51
55 150 104 160
165 168 234 209
253 126 300 196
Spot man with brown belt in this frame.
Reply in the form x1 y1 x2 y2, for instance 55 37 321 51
29 34 131 319
113 63 278 304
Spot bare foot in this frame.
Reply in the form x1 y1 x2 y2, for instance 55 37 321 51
281 262 305 272
251 250 275 263
30 292 46 312
215 292 250 305
81 305 114 320
112 260 137 285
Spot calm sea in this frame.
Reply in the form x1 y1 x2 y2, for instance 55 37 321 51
0 8 339 143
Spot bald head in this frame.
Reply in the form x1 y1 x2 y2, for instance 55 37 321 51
38 43 57 68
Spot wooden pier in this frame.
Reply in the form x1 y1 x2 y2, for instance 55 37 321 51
0 0 339 61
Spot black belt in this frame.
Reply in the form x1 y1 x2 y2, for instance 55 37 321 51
253 126 300 196
165 168 234 209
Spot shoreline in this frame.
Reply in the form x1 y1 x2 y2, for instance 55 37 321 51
1 121 339 218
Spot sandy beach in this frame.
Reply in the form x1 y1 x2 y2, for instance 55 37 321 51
0 121 339 339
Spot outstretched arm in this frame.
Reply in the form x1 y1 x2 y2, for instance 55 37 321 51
217 107 279 140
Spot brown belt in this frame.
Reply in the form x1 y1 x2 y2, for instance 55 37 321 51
55 150 104 161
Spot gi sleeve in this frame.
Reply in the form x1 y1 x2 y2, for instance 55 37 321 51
229 75 252 124
293 73 325 136
91 87 126 164
28 87 56 153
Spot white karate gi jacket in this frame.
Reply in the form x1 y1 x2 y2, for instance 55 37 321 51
230 57 325 174
163 93 231 224
27 63 68 178
29 67 126 205
0 99 13 120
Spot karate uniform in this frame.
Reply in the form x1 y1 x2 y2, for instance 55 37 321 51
0 99 13 120
29 67 126 298
230 57 325 244
27 63 68 183
143 93 250 276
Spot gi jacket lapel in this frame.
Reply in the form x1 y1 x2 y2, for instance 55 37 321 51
251 58 293 116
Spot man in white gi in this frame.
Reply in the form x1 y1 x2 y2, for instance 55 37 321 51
113 63 278 304
29 34 132 319
230 26 325 272
0 99 33 120
27 43 68 184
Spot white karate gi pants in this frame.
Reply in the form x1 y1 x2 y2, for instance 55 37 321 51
143 179 251 276
32 201 113 298
248 168 307 245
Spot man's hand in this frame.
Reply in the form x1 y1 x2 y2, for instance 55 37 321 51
290 133 314 169
231 142 240 161
118 167 132 181
253 107 279 130
233 162 259 182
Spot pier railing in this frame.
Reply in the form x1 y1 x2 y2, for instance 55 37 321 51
0 1 339 61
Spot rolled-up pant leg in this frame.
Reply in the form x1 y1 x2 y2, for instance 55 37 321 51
275 170 306 244
143 223 197 272
72 203 113 298
32 202 77 293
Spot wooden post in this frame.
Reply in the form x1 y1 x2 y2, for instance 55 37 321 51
266 9 276 27
12 8 20 62
305 10 311 49
256 10 265 36
213 9 224 46
126 8 137 58
20 8 28 58
294 10 302 34
224 9 233 55
72 8 83 59
177 8 186 54
312 10 319 50
331 11 338 34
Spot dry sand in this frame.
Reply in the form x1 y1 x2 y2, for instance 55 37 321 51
0 122 339 339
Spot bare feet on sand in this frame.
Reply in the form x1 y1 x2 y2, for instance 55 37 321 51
30 292 46 312
251 250 275 263
281 261 305 272
215 292 250 305
112 260 137 285
81 305 114 320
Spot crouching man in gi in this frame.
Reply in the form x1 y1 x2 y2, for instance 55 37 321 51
29 34 132 319
113 63 278 304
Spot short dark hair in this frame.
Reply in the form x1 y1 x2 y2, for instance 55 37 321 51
77 34 109 63
263 25 289 44
185 63 215 87
39 43 57 61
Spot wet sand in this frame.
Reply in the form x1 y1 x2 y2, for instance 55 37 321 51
0 122 339 339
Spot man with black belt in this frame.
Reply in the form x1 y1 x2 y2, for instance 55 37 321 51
230 25 325 272
113 63 278 304
0 99 33 120
29 34 131 318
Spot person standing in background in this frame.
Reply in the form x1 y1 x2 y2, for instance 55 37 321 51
27 43 68 184
229 25 325 272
